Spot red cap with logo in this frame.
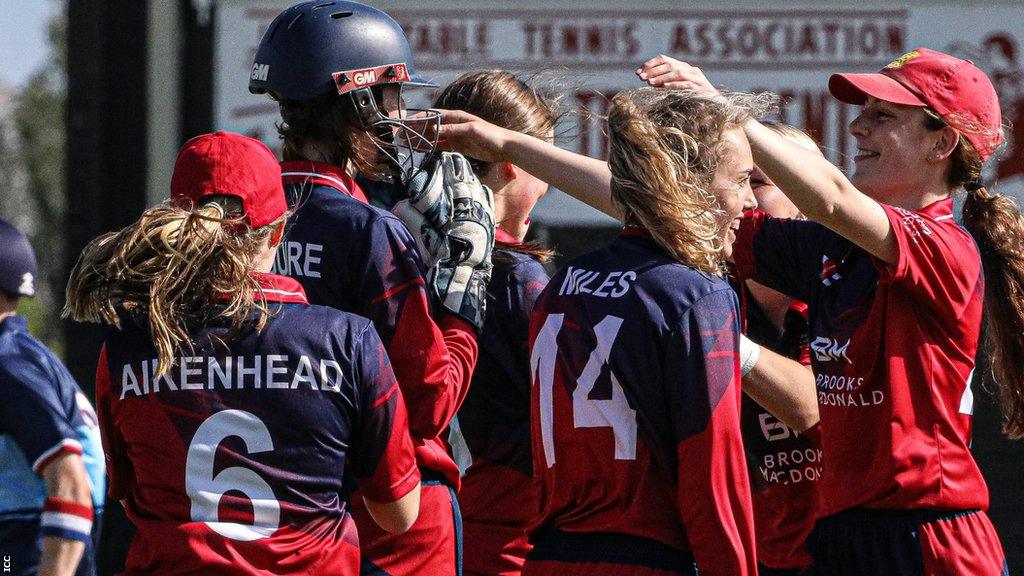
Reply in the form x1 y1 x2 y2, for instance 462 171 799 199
828 47 1004 162
170 131 287 228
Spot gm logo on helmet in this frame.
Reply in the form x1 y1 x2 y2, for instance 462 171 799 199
352 69 377 87
333 63 412 94
810 337 851 363
251 63 270 82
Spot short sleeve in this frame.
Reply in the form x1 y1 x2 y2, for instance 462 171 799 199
668 289 758 575
95 345 133 501
348 323 420 503
733 210 832 305
508 258 551 360
355 213 429 347
0 352 82 475
876 204 982 320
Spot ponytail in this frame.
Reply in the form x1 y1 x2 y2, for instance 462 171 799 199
65 201 284 377
962 186 1024 439
922 110 1024 438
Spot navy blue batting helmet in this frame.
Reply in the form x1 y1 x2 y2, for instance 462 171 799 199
248 0 436 102
0 218 37 298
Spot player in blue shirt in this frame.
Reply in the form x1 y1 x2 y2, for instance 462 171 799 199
0 218 104 576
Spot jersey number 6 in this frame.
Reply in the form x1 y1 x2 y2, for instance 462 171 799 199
532 313 638 468
185 409 281 541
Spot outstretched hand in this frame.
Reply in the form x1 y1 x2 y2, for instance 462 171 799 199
636 54 719 97
431 108 511 163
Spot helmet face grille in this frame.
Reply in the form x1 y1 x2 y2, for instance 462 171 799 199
377 109 442 186
347 86 442 186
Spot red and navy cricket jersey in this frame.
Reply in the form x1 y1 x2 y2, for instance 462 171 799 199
528 230 757 575
95 274 419 575
735 280 819 570
456 234 550 576
733 197 988 518
273 161 477 487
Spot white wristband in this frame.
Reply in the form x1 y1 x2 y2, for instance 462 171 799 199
739 334 761 377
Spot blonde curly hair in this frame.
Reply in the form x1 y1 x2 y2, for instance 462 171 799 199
607 89 774 275
64 199 286 377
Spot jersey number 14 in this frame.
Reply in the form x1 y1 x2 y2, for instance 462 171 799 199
532 313 638 468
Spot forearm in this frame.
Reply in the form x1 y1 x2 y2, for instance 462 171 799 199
38 538 85 576
39 453 93 576
744 119 852 221
500 130 622 220
742 341 819 432
388 306 478 439
744 120 897 262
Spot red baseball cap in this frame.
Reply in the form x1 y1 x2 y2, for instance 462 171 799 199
828 47 1004 162
170 131 287 228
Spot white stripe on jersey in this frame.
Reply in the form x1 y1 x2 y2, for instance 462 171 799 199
281 172 351 195
32 439 83 473
259 288 306 299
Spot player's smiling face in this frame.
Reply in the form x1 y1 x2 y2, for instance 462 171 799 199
710 127 756 260
848 97 937 202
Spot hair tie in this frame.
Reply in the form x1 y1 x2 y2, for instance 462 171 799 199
200 202 226 219
965 181 984 192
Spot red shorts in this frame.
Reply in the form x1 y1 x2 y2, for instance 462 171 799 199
463 520 530 576
351 482 460 576
808 508 1007 576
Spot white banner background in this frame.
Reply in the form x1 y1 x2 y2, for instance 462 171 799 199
214 2 1024 224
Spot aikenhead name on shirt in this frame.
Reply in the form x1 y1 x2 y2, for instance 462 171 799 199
118 355 346 399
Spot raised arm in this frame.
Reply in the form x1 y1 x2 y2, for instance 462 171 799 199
638 54 898 264
435 108 622 220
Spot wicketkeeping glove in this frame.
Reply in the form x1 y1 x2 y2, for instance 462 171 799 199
394 153 495 332
394 153 454 267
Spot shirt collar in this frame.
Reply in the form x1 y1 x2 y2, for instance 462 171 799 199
619 225 653 240
495 227 520 245
252 273 308 304
916 197 956 222
280 160 369 204
0 314 27 335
